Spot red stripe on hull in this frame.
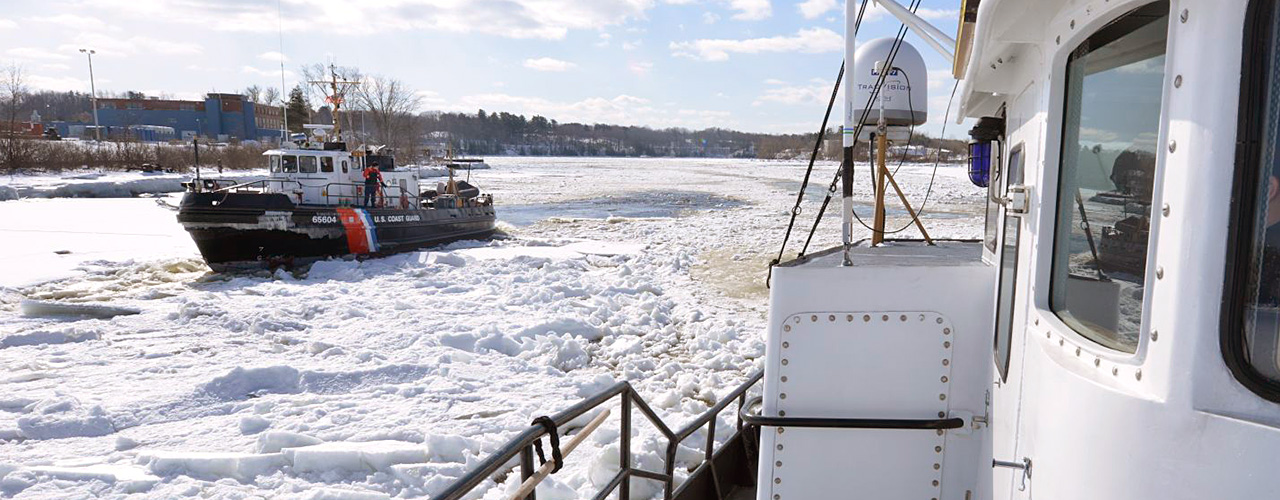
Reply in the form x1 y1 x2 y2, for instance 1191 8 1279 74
336 207 371 254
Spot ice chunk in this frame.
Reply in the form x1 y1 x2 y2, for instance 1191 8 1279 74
305 488 392 500
18 299 140 319
282 441 429 474
200 366 301 399
257 431 324 453
16 396 114 440
19 463 159 493
0 186 17 201
115 435 140 451
1 327 102 349
139 450 286 482
239 415 271 435
423 434 480 463
422 252 466 267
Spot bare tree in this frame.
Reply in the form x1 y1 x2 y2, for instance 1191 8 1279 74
1 63 33 172
357 75 422 156
244 85 263 103
261 86 280 106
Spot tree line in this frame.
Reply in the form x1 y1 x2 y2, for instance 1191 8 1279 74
2 61 967 172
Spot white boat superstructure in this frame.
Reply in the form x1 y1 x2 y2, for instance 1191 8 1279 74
756 0 1280 499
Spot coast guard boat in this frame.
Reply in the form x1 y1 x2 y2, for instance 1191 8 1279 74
428 0 1280 498
177 128 495 271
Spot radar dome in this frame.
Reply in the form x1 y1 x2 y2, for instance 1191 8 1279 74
851 37 928 127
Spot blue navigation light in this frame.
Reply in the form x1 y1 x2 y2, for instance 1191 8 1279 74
969 141 992 188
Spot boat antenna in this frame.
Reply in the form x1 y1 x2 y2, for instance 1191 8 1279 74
277 0 288 143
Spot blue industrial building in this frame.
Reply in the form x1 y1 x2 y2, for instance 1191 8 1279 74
54 93 285 142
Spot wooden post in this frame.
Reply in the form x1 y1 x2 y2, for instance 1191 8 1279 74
872 131 888 245
881 164 934 244
507 409 612 500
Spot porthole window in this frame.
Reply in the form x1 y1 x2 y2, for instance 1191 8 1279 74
1225 0 1280 401
1050 1 1168 353
341 160 349 173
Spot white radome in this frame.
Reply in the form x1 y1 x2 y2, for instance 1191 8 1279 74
851 37 928 127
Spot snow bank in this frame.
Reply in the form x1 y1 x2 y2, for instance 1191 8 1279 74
2 464 159 495
199 366 302 399
15 395 115 440
140 451 287 482
1 325 102 348
283 440 429 473
1 171 264 200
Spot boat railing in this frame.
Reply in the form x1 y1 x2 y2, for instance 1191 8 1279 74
431 369 764 500
210 178 303 194
315 182 424 208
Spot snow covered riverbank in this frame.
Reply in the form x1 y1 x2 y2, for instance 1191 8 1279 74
0 157 984 499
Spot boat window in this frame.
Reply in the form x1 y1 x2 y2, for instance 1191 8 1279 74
341 160 349 173
281 155 298 173
269 155 280 173
299 156 318 174
1050 1 1168 353
321 157 334 173
1226 0 1280 399
983 144 1003 254
995 145 1025 381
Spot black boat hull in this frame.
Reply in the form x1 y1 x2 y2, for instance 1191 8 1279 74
177 192 496 271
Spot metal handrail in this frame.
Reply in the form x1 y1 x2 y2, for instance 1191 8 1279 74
738 396 965 430
211 178 302 194
431 370 764 500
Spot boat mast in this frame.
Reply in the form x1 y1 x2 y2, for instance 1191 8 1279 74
308 64 359 142
841 0 858 264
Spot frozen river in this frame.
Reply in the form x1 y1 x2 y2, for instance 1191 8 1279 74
0 157 983 499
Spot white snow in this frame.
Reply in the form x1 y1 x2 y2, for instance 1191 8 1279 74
0 157 984 499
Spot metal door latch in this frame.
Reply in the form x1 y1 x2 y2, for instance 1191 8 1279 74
993 457 1032 491
993 185 1031 215
1000 185 1031 216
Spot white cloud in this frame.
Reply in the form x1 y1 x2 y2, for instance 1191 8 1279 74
0 18 17 29
670 27 842 61
57 33 202 57
629 61 654 76
622 40 642 51
523 57 576 72
30 14 110 31
5 47 71 61
728 0 771 20
242 66 295 78
702 12 720 24
74 0 655 40
258 51 288 63
917 8 960 20
753 81 831 106
25 74 88 92
763 78 787 85
797 0 837 19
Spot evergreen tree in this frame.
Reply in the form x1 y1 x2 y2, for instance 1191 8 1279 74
285 85 310 132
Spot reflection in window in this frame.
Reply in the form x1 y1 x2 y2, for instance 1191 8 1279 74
281 156 298 173
300 156 318 174
984 145 1004 255
321 157 334 173
995 146 1025 381
1238 0 1280 386
1051 2 1167 353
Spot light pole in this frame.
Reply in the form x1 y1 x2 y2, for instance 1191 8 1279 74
79 48 100 142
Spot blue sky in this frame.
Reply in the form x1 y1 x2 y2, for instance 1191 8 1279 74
0 0 964 136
